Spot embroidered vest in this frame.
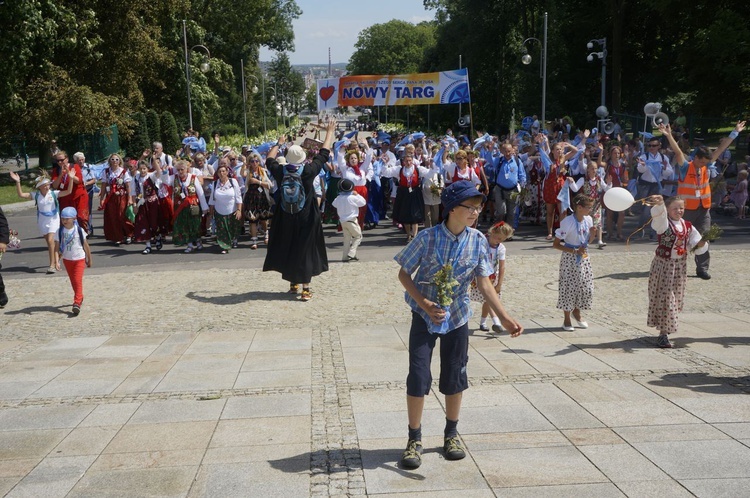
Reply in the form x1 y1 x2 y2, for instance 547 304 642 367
655 220 693 259
399 167 420 188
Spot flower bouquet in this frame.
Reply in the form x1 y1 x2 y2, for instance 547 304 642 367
429 182 443 198
0 230 21 261
691 223 723 253
510 185 532 206
429 264 460 334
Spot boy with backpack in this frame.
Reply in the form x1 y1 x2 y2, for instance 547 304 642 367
54 207 92 316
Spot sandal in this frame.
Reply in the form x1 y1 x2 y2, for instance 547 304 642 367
545 234 553 241
288 284 299 294
300 288 312 301
142 247 152 254
195 242 204 251
184 245 194 253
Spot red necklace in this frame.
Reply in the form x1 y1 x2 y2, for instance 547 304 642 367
668 217 687 256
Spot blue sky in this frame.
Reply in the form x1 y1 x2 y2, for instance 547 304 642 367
259 0 435 65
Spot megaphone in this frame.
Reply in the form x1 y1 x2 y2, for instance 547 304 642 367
457 115 471 127
652 112 669 127
603 121 616 135
596 106 609 119
643 102 662 115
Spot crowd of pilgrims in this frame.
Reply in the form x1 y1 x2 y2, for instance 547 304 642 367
41 120 744 261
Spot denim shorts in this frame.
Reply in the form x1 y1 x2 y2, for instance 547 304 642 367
406 312 469 396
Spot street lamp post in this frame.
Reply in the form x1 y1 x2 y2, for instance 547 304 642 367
182 20 211 131
242 66 260 140
587 37 607 108
267 86 279 131
520 11 548 127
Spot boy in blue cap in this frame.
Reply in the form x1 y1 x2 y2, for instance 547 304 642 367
54 207 92 316
394 180 524 469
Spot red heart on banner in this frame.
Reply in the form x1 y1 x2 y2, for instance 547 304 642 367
319 85 335 103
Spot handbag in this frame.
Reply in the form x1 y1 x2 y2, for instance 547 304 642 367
190 205 200 216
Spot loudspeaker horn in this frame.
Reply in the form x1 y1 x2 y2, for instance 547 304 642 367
603 121 616 135
643 102 662 115
457 115 471 127
652 112 669 127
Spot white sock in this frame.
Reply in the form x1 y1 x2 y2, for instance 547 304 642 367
492 316 501 326
480 317 488 327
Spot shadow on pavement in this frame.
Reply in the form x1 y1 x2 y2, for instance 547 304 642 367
269 448 427 480
185 290 292 305
594 271 650 280
647 372 750 395
4 305 69 315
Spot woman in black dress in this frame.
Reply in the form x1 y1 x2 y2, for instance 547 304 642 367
262 118 337 301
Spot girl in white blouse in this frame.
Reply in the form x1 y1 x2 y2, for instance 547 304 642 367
552 194 596 331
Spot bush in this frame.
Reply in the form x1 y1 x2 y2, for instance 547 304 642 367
160 111 181 155
127 112 150 158
146 109 161 146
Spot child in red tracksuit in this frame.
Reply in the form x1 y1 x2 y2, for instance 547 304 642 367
54 207 92 316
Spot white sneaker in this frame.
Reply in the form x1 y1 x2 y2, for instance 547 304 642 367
562 324 575 331
576 320 589 329
46 266 56 274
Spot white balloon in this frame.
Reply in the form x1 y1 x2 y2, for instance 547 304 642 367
603 187 635 212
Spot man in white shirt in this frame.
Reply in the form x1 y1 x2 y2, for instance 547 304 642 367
637 137 673 238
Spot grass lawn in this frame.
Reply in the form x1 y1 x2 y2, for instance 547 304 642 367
0 185 27 206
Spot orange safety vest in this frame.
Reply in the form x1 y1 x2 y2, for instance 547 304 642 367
677 161 711 210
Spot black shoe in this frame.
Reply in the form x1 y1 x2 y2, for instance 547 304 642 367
400 439 423 469
0 291 7 308
656 334 672 348
347 256 359 262
443 436 466 460
72 304 80 316
697 271 711 280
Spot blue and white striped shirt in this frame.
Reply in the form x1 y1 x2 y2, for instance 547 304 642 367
394 222 493 330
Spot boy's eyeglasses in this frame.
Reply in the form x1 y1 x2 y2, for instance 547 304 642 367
458 204 483 214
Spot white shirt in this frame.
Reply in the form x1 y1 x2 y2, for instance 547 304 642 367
209 178 242 216
555 215 593 246
332 192 366 222
421 168 444 206
55 225 87 261
638 152 673 183
338 149 373 187
131 172 162 199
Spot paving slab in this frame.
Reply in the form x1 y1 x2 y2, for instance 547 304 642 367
0 246 748 496
5 454 96 498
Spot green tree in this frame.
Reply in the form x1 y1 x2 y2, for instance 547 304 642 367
146 110 161 146
348 20 436 75
160 111 182 155
306 83 318 113
128 113 150 158
268 52 305 125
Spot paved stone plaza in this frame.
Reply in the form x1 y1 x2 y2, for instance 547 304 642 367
0 247 749 496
